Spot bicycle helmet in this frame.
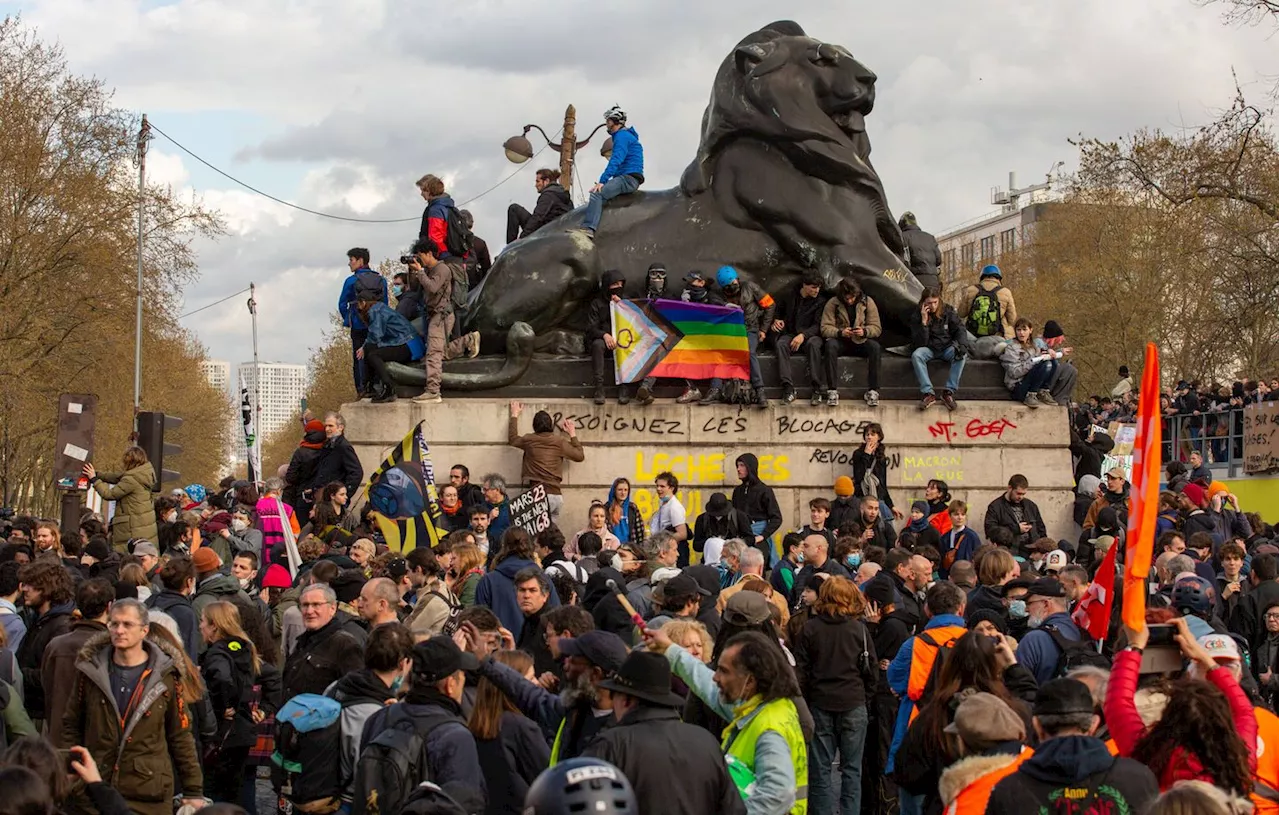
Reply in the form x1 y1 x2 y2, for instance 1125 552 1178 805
980 264 1001 278
603 105 627 124
716 265 739 287
524 758 637 815
1171 574 1215 617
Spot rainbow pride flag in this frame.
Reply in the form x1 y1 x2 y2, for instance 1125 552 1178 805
610 298 749 383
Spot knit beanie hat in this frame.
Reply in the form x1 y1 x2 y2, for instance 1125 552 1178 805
834 476 854 497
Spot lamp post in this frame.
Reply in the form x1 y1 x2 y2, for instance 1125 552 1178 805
503 104 612 203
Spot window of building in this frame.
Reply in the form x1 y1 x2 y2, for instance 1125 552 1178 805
961 242 974 270
1000 228 1016 254
943 249 958 279
979 236 995 260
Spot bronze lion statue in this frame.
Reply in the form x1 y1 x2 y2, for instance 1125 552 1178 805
445 20 928 388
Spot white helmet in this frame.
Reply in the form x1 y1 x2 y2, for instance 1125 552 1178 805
603 105 627 124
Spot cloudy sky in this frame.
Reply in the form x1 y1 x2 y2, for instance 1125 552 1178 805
6 0 1274 386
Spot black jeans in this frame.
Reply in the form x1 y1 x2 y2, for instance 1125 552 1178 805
774 333 824 388
590 337 609 386
507 203 532 244
363 342 414 390
824 337 882 390
350 327 368 392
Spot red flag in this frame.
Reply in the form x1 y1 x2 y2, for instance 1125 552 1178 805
1072 541 1118 640
1121 343 1161 631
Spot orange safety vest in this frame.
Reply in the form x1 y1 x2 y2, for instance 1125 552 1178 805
906 624 967 723
1253 707 1279 815
945 748 1032 815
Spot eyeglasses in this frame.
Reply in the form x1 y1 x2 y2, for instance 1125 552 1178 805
300 601 334 610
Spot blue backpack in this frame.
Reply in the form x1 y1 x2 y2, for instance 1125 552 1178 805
272 694 343 807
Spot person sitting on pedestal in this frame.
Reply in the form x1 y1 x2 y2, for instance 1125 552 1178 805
507 168 573 244
910 287 966 411
772 271 827 406
820 277 883 408
581 106 644 240
585 269 627 405
354 290 424 403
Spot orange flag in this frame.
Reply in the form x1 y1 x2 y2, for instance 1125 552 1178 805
1121 343 1161 630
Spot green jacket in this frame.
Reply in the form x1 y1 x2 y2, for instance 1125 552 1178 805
93 463 158 551
1 679 37 745
62 632 202 815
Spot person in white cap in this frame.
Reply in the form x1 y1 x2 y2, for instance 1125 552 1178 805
1043 549 1069 575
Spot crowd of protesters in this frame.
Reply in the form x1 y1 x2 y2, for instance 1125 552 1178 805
0 390 1275 815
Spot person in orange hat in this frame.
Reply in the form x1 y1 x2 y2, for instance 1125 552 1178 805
283 418 327 525
830 475 858 530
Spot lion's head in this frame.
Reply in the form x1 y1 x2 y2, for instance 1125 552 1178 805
680 21 902 255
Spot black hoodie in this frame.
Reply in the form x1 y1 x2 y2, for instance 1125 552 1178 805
731 454 783 553
985 735 1158 813
200 636 258 748
1069 427 1114 486
585 270 625 343
522 182 573 236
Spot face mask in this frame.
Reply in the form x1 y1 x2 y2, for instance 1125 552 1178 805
1029 558 1043 572
164 512 177 523
795 552 805 564
1008 599 1028 619
660 494 672 504
389 674 406 695
687 286 707 302
231 519 248 532
237 576 252 590
846 553 863 568
724 282 740 297
392 284 404 297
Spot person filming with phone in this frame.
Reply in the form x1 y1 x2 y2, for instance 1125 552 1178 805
1104 616 1257 796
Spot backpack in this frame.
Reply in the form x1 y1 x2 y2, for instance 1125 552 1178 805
424 590 463 637
399 781 472 815
443 207 474 259
352 706 439 815
272 693 343 806
965 284 1003 337
916 630 958 703
446 261 469 315
353 270 385 304
720 378 755 405
1045 626 1111 677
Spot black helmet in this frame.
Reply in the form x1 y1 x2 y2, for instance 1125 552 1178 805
524 758 637 815
1171 575 1215 617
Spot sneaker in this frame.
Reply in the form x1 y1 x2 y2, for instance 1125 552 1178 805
413 391 442 404
810 390 824 407
593 385 606 405
636 384 655 406
1036 389 1058 406
676 387 701 404
782 384 796 404
618 388 632 406
941 390 958 411
1023 395 1041 409
698 387 723 406
864 389 879 408
920 393 938 410
754 387 768 409
826 389 839 407
465 331 481 359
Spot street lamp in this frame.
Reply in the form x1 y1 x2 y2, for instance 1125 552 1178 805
502 104 612 202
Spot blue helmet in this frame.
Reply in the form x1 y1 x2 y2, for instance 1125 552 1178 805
716 266 739 287
981 264 1001 279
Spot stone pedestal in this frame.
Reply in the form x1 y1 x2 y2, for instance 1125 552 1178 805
342 397 1077 547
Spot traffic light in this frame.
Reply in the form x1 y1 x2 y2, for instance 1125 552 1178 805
137 411 182 491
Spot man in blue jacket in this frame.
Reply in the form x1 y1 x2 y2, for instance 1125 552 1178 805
338 247 388 394
1015 576 1084 684
581 106 643 239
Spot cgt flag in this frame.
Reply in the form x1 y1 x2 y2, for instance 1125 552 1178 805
1072 539 1118 640
367 420 444 554
1121 343 1162 631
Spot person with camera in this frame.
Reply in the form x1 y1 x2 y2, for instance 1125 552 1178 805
406 240 480 404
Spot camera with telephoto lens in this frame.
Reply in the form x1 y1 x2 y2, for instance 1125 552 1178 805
399 253 416 265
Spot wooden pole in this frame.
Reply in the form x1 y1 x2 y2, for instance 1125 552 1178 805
561 104 577 203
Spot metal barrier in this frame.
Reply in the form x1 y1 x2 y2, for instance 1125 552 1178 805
1163 410 1247 479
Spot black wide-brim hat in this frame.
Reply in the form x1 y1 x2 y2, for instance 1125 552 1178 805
597 651 685 708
